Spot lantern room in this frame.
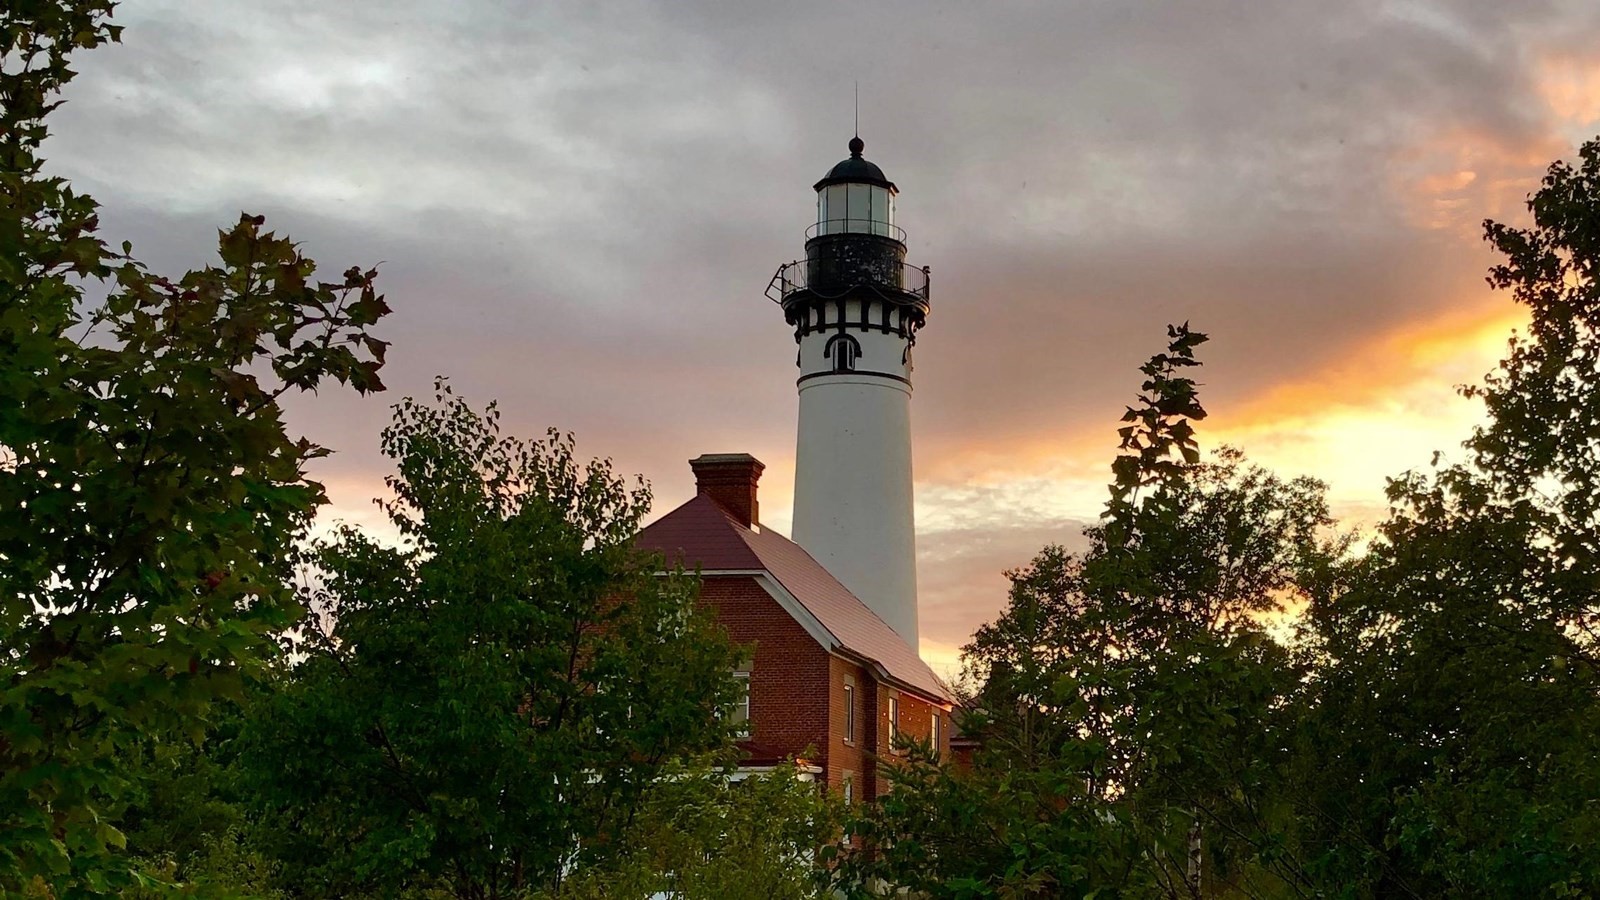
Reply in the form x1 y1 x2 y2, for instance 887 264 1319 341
813 136 900 240
765 135 929 322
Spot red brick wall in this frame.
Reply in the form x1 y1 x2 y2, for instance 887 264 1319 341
698 576 831 765
876 684 933 754
871 684 948 799
694 574 952 802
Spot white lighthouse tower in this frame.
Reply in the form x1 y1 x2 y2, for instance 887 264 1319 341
766 136 930 649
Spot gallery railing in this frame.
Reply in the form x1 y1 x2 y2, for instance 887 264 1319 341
766 257 930 307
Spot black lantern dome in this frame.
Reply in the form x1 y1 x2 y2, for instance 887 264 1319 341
809 136 901 244
815 136 896 190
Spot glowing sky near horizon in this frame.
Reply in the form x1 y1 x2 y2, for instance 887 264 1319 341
43 0 1600 676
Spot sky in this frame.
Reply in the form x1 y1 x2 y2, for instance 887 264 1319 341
45 0 1600 673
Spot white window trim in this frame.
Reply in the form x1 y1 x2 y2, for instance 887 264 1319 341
888 694 901 753
732 671 751 737
843 682 856 745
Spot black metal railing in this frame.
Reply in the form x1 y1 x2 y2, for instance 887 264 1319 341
805 218 907 243
766 258 930 306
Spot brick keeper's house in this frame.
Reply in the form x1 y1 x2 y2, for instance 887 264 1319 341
636 454 952 803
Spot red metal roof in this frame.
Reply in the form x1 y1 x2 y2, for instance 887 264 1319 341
638 494 952 703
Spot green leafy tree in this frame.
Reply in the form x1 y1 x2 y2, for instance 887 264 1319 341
1291 136 1600 898
1 2 388 893
550 760 838 900
843 326 1337 898
839 737 1147 899
240 384 746 898
1472 136 1600 662
117 720 285 899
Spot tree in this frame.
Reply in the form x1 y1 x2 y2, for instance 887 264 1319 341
1289 136 1600 898
116 715 285 899
1 3 389 893
549 760 839 900
838 737 1147 899
1472 137 1600 664
844 326 1338 898
239 384 747 898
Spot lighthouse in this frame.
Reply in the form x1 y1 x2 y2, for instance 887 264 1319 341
766 136 930 649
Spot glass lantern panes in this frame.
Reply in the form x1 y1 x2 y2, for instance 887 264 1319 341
817 182 896 237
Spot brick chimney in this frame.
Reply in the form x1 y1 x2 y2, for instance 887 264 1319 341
689 453 765 528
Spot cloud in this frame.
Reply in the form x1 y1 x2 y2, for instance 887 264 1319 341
1207 298 1523 519
39 0 1600 656
916 517 1094 670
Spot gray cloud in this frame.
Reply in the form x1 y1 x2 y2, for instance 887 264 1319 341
919 522 1050 659
41 0 1600 651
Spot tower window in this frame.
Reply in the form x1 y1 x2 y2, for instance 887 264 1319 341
825 333 862 373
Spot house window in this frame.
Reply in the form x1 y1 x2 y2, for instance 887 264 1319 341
843 774 855 806
887 695 899 748
843 682 856 744
824 333 862 373
731 671 750 736
931 712 941 750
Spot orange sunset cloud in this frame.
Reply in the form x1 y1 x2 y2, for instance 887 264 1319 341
1210 299 1524 524
1538 54 1600 127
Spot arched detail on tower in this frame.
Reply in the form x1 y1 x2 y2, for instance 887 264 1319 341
824 333 863 373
